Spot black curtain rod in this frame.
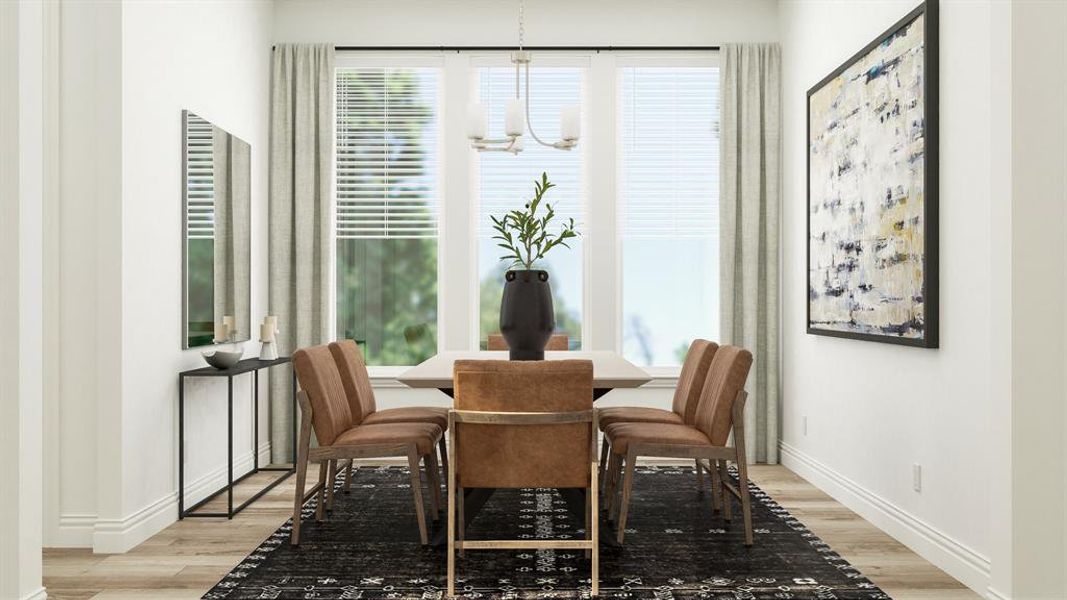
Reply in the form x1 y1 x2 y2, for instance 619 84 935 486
326 45 720 52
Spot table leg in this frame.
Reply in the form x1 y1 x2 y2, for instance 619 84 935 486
178 375 185 518
253 370 259 471
227 375 234 519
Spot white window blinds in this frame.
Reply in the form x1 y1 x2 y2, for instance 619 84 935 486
336 67 439 239
476 67 584 237
619 67 719 239
185 112 214 239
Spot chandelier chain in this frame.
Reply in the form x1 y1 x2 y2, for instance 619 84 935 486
518 0 525 50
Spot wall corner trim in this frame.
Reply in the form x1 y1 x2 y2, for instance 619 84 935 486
20 588 48 600
986 587 1011 600
779 442 991 595
92 492 177 554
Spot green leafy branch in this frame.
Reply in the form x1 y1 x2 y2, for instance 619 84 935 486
489 172 579 270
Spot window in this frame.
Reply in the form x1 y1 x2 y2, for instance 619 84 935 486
330 52 720 373
335 66 440 366
476 65 585 349
618 65 720 367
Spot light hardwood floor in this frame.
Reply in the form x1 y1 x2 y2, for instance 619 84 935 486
42 464 979 599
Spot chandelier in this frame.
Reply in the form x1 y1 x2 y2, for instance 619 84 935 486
465 0 580 154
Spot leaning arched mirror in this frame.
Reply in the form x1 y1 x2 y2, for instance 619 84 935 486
182 110 251 348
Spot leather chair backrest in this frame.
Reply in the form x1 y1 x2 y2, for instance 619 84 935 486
453 359 593 488
487 333 569 351
293 344 355 447
328 339 375 422
670 339 718 425
692 345 753 446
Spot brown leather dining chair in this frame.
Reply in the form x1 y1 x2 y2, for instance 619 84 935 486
290 344 443 545
602 345 754 545
486 333 570 351
597 339 718 487
329 339 449 494
447 359 599 597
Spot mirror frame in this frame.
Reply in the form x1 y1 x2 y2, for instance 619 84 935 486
181 109 252 349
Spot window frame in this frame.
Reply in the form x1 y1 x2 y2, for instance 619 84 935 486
613 51 721 377
333 53 446 373
330 50 720 380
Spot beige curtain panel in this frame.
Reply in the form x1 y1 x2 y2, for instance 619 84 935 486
720 43 781 465
268 43 335 463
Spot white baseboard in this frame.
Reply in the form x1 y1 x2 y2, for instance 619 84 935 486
92 491 177 554
779 441 990 596
986 587 1011 600
21 587 47 600
78 441 273 554
48 513 96 547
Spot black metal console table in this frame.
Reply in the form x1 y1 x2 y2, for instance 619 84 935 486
179 357 296 519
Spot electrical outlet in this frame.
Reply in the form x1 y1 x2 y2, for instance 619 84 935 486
912 464 922 492
803 416 808 436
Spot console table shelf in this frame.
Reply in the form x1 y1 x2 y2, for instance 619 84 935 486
178 356 296 519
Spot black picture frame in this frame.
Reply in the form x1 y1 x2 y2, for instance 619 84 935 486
806 0 939 348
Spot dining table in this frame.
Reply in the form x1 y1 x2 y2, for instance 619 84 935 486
396 350 652 547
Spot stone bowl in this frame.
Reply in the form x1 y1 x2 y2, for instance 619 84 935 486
202 346 244 370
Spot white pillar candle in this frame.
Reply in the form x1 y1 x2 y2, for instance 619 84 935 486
561 105 580 141
260 323 274 342
264 315 278 333
466 102 487 140
505 98 524 137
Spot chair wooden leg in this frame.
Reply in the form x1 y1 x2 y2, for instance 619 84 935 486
732 423 753 546
607 454 624 521
695 458 705 494
604 453 621 518
290 442 310 546
426 452 441 520
407 448 429 545
737 458 753 546
718 459 732 521
315 462 328 522
438 437 449 485
598 437 609 483
616 449 637 544
709 459 723 513
457 486 465 557
447 426 457 597
590 460 599 596
325 460 337 511
584 483 592 559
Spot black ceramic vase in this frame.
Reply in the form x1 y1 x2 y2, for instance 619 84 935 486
499 269 555 360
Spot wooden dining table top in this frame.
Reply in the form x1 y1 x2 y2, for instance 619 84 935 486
396 350 652 391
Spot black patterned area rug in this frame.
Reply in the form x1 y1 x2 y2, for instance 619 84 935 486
206 466 888 599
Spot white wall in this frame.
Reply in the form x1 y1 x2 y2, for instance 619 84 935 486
780 1 1067 598
119 0 273 540
778 0 999 593
45 0 274 553
1 1 46 597
1008 1 1067 596
273 0 779 46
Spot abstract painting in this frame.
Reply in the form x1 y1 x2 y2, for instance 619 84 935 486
807 1 938 347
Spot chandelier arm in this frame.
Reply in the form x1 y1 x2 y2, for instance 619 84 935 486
522 61 563 149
